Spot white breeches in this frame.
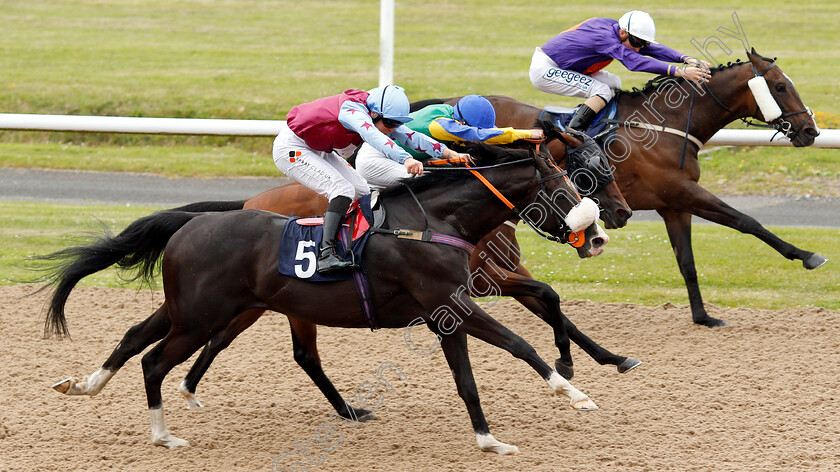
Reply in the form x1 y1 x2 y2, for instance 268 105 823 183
273 125 370 201
529 47 622 102
354 142 412 190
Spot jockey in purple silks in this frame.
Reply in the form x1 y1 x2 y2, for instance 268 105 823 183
529 10 712 131
273 85 470 273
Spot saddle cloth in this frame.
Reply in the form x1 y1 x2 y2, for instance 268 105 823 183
277 193 375 282
539 100 619 145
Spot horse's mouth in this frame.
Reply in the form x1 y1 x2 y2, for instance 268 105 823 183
792 127 819 147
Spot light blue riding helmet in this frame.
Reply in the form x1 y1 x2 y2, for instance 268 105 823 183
453 94 496 128
366 85 413 123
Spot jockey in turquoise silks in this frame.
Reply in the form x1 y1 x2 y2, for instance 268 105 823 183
356 94 544 188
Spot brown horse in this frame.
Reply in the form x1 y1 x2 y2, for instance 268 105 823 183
415 49 824 327
46 124 639 418
42 141 605 453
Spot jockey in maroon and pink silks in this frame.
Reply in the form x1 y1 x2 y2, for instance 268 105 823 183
529 10 712 131
273 85 469 273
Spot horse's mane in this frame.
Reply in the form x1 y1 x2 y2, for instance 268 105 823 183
615 54 774 98
378 142 531 198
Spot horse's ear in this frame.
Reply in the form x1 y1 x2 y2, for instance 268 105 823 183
750 47 757 56
561 129 585 147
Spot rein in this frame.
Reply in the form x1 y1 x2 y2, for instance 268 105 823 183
703 60 812 140
423 154 584 245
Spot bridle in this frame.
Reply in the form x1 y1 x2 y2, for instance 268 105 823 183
427 147 586 247
703 60 813 140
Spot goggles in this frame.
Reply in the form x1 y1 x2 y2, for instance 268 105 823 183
628 35 649 48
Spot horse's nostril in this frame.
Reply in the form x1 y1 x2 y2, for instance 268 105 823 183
806 127 819 137
592 237 606 248
618 208 633 220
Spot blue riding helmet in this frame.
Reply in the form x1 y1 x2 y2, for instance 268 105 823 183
366 85 413 123
453 94 496 128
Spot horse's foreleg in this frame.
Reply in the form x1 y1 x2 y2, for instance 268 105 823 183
178 309 265 409
438 296 597 411
684 185 827 269
289 319 376 422
658 208 728 327
52 304 171 396
475 263 573 378
433 328 519 455
506 263 640 378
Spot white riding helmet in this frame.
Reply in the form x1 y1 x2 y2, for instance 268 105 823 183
618 10 657 43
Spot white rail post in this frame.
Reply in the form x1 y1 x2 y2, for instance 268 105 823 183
379 0 394 87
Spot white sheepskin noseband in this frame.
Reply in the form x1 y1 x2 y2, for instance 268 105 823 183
748 76 782 122
564 197 599 233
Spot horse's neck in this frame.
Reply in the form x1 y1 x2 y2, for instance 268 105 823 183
385 170 534 243
619 64 755 143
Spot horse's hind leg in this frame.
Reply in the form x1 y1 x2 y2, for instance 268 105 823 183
435 328 518 455
142 327 214 448
289 319 375 421
52 304 171 396
179 309 265 409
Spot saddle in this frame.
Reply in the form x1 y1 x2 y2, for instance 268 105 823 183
276 193 383 283
539 100 619 147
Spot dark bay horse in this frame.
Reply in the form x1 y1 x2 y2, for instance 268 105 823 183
42 141 605 453
47 125 638 417
415 49 824 327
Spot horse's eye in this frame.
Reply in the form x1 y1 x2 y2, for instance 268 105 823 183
775 83 786 93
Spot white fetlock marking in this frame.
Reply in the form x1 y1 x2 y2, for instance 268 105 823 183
150 407 189 448
179 380 204 409
547 371 598 410
54 368 115 396
476 433 519 455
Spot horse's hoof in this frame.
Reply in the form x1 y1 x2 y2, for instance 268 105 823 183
803 253 828 270
356 411 377 422
153 435 190 449
694 317 728 328
554 358 574 380
51 377 74 394
617 358 642 374
571 398 598 411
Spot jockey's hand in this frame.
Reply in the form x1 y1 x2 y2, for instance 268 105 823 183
404 157 424 176
677 66 710 85
685 57 713 69
530 129 546 140
443 148 474 165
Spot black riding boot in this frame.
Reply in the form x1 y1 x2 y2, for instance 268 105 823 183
567 104 598 131
317 196 354 274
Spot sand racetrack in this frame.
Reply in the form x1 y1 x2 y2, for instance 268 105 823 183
1 285 839 471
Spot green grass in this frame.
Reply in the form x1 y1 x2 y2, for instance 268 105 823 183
0 202 165 287
1 1 837 191
3 202 837 311
517 221 839 310
0 2 838 310
700 145 840 196
0 1 837 123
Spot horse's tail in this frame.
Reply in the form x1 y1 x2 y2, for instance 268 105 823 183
38 210 205 339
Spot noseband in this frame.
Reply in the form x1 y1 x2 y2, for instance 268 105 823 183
703 60 812 140
464 153 585 246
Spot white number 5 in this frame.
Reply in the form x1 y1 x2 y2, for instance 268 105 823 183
294 240 317 278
